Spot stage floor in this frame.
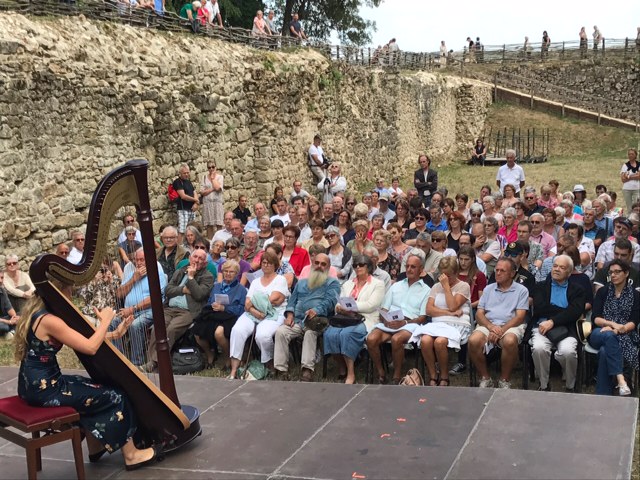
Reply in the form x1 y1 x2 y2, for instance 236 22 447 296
0 366 637 479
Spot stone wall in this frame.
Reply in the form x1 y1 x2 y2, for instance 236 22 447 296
495 60 640 119
0 13 492 263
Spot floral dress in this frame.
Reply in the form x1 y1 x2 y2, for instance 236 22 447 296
18 309 137 453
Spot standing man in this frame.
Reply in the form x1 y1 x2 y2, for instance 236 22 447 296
308 134 326 183
289 12 306 40
142 249 214 373
496 149 526 196
414 154 438 207
274 254 340 381
174 164 199 245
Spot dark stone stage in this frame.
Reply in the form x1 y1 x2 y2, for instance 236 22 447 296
0 367 637 479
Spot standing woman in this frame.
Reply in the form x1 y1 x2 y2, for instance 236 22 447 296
200 163 224 239
588 259 639 396
549 180 563 205
15 283 161 469
621 148 640 214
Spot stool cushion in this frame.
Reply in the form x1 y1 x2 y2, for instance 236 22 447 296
0 396 78 428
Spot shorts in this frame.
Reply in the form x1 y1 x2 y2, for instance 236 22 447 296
178 210 195 233
474 324 526 344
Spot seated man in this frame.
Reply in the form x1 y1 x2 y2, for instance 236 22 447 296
156 226 190 282
113 248 168 365
530 255 586 392
142 249 214 372
244 202 268 233
274 254 340 381
366 251 430 384
468 257 529 389
592 238 639 292
116 213 142 244
595 217 640 270
565 222 595 279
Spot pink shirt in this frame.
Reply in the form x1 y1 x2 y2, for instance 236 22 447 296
498 224 518 243
298 265 338 279
530 230 556 257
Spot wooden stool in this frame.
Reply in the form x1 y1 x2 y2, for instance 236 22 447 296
0 396 85 480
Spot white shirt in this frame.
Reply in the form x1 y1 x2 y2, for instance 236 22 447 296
203 0 219 19
117 228 143 244
309 144 324 166
298 224 312 243
212 228 232 243
67 247 83 265
270 213 291 226
496 163 526 193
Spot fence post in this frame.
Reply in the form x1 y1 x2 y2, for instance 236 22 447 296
336 45 340 60
624 38 628 59
368 47 371 66
602 37 605 58
502 44 506 62
530 88 534 108
561 41 565 58
493 73 498 101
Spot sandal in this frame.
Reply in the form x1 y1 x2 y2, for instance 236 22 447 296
428 379 438 386
438 378 450 387
377 375 387 385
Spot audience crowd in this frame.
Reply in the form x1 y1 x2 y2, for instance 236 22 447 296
1 142 639 396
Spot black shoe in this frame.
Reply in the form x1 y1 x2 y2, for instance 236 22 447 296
125 445 164 471
537 385 551 392
449 363 466 376
564 387 576 393
88 448 107 463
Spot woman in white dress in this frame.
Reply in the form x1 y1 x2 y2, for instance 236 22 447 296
411 257 471 386
228 251 289 379
200 163 224 239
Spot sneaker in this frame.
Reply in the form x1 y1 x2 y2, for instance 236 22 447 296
537 385 551 392
617 384 631 396
498 379 511 389
449 363 466 376
478 377 494 388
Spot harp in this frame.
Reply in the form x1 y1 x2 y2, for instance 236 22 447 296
29 159 201 449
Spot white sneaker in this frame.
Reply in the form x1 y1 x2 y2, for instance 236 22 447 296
617 384 631 396
5 331 15 340
498 379 512 389
478 377 494 388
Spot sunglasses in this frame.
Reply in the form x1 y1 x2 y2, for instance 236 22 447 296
6 262 18 266
432 238 444 242
194 245 207 250
530 221 541 225
59 251 69 256
326 234 337 239
125 219 135 224
347 202 355 206
314 260 329 267
208 166 216 169
75 238 85 242
414 216 426 221
471 214 482 217
354 263 368 268
225 245 238 250
504 252 519 258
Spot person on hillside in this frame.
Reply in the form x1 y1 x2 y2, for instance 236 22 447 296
289 12 306 40
593 25 603 50
579 27 588 57
471 138 487 166
414 154 438 207
252 10 271 36
621 148 640 214
541 30 550 59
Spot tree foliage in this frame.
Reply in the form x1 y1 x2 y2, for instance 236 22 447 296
265 0 382 45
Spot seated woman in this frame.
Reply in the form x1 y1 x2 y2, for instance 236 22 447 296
263 219 285 249
3 254 36 313
245 243 295 290
588 259 639 396
498 207 518 244
117 226 142 269
346 220 373 255
372 229 400 282
218 238 251 282
78 257 122 321
14 282 160 470
228 251 289 379
257 215 273 250
387 222 411 264
301 219 329 251
411 257 471 386
324 255 385 384
282 225 310 277
336 210 355 245
326 225 353 284
209 239 226 272
183 225 205 254
192 260 247 370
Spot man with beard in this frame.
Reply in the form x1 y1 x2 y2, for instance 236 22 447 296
273 254 340 381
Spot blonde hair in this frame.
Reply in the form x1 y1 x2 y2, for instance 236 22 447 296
14 294 45 362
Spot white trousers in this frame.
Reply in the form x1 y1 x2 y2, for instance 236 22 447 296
229 313 283 363
530 328 578 389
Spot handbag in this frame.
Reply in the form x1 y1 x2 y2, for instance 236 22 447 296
399 368 424 386
304 315 329 333
171 330 205 375
546 325 570 344
329 313 365 328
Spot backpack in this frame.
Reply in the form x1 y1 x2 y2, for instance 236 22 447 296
171 329 205 375
167 183 180 203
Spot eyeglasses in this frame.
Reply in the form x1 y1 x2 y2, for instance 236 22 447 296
127 232 136 235
59 251 69 256
75 238 85 242
414 216 426 221
471 214 482 217
326 234 337 239
314 260 329 267
163 236 177 240
525 196 535 200
6 262 17 266
125 219 135 224
530 221 541 225
194 245 207 250
225 245 238 250
432 238 444 243
208 166 216 169
609 269 624 275
284 235 297 239
354 263 368 268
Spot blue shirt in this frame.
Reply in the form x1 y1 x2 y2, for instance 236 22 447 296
381 278 430 320
122 261 167 319
285 278 340 324
207 280 247 318
478 281 529 326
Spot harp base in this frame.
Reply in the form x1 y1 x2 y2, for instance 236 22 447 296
164 404 201 453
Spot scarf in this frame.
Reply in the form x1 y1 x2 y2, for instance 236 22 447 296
220 279 237 295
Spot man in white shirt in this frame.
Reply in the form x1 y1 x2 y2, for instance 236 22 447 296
289 180 310 201
116 213 143 244
213 211 234 243
496 149 526 195
67 231 85 265
203 0 222 26
244 202 267 233
308 134 326 183
270 197 291 226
